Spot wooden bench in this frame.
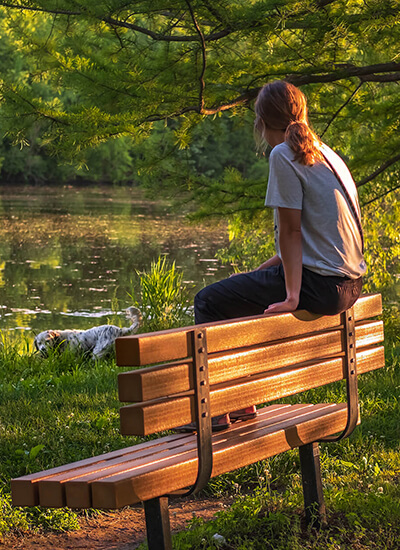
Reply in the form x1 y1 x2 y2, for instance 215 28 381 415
11 293 385 550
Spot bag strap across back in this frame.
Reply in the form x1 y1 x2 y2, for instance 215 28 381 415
322 153 364 252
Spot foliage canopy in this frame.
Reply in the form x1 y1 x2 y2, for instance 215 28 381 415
0 1 399 193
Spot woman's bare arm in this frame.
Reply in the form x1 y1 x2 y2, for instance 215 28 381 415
264 207 302 313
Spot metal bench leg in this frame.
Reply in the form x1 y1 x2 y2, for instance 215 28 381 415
299 442 326 528
144 497 172 550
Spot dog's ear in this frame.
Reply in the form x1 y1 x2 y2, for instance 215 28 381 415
47 330 62 346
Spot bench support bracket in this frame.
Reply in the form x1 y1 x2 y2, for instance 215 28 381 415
144 496 172 550
320 307 359 442
299 442 326 527
190 327 213 493
169 328 213 498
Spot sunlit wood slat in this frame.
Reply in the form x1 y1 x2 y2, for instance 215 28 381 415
118 320 384 402
10 433 188 507
119 346 384 436
115 294 382 366
39 435 197 509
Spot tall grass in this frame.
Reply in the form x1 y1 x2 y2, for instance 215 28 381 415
129 256 193 331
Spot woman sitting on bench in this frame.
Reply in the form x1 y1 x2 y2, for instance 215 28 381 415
183 80 366 432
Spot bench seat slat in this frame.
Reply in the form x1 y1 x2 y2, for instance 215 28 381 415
118 320 384 402
10 433 187 507
91 403 349 508
120 345 384 435
116 294 382 366
39 437 198 508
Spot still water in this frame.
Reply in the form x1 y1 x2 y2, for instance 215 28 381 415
0 186 229 342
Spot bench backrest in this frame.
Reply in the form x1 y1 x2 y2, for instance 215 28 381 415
116 294 384 436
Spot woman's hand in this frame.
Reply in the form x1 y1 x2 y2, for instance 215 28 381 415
264 296 299 314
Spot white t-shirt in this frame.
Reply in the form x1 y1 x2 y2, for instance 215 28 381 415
265 141 366 278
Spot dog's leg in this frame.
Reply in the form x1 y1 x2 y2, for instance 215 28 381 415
91 342 112 360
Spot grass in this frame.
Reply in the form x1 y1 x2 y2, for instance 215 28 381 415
1 263 400 547
129 255 193 331
1 339 399 548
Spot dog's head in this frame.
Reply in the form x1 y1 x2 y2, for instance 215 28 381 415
34 330 64 357
126 306 142 326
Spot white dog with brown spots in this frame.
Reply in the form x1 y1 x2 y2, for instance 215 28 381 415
34 307 141 359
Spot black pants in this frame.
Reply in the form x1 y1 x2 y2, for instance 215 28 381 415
194 264 363 324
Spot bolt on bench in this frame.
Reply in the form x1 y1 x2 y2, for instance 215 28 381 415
12 294 384 550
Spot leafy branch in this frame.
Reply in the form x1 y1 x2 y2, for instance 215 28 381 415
0 0 379 44
320 82 364 138
357 152 400 189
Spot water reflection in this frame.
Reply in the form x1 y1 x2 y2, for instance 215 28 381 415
0 186 228 340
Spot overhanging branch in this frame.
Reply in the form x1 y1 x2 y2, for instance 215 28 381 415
0 2 231 42
144 61 400 120
101 14 231 42
362 183 400 206
320 82 363 138
0 0 373 44
287 62 400 86
356 152 400 188
205 62 400 115
142 88 260 123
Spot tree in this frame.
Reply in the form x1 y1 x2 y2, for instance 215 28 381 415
0 0 399 204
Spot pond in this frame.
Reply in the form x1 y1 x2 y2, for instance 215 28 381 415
0 185 229 345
